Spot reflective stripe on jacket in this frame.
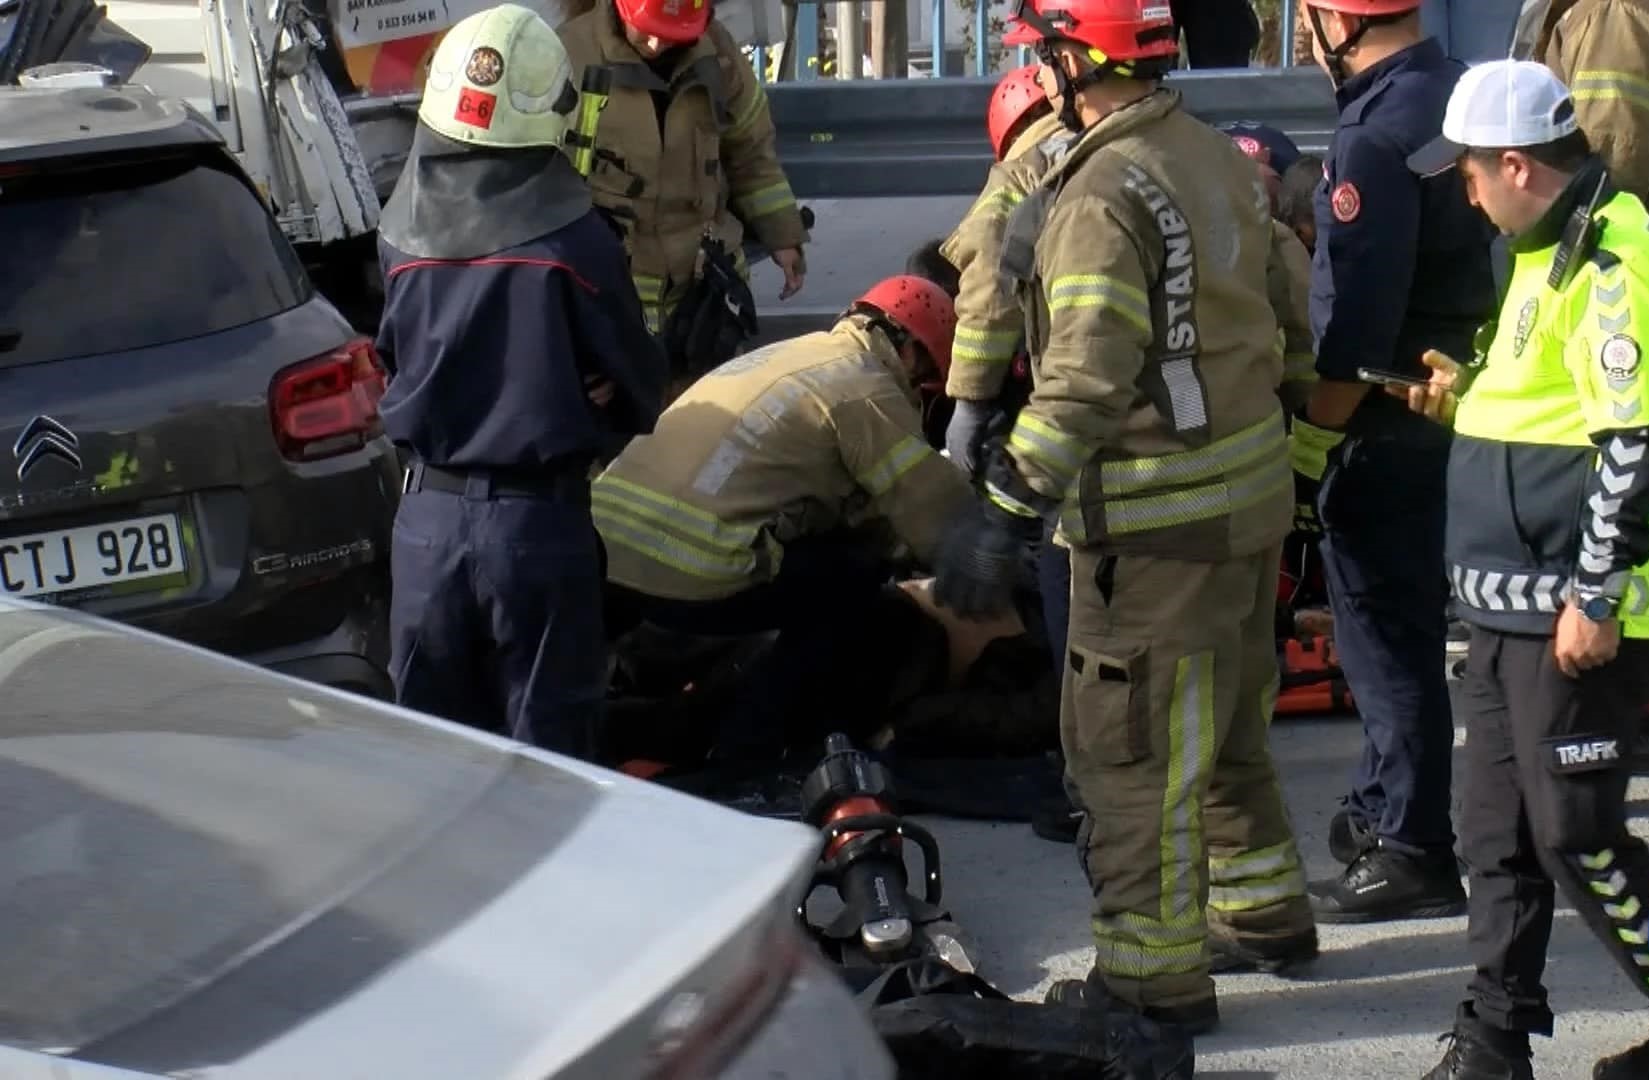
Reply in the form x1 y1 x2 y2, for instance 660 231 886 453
595 318 974 601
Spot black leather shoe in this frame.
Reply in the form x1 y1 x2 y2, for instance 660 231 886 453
1423 1008 1533 1080
1044 972 1219 1036
1596 1036 1649 1079
1309 844 1466 924
1208 927 1319 975
1329 808 1374 865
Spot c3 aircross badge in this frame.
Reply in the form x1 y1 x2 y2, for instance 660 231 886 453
1513 297 1538 357
466 46 504 87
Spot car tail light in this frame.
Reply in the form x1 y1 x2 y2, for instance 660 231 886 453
270 338 388 461
641 914 805 1080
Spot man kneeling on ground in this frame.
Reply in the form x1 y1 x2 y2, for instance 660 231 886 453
595 276 973 760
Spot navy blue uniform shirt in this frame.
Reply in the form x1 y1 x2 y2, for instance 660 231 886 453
1310 38 1497 427
375 210 667 471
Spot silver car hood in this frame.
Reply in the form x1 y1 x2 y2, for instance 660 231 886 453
224 753 821 1080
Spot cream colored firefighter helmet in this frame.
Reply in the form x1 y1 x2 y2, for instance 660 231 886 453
418 3 579 149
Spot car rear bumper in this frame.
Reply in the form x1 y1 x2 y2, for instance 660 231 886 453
720 950 895 1080
240 566 393 699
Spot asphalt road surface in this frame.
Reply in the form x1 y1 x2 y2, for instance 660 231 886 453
920 706 1649 1080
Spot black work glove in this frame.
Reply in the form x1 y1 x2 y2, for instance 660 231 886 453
933 498 1043 620
944 400 998 477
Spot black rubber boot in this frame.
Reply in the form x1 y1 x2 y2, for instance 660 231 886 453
1595 1036 1649 1079
1208 926 1320 975
1100 1005 1196 1080
1031 793 1083 844
1044 969 1219 1036
1309 843 1467 924
1328 807 1375 865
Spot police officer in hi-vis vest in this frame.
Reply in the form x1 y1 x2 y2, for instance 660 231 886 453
1402 59 1649 1080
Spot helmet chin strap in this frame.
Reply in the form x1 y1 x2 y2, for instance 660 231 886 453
1307 7 1376 90
1034 42 1120 133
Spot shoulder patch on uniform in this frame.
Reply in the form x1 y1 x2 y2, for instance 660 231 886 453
1513 297 1539 357
1600 333 1641 382
1233 135 1264 161
1330 181 1361 224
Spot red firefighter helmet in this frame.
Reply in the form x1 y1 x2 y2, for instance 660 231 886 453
613 0 711 45
1301 0 1420 12
987 65 1049 160
852 275 957 376
1004 0 1179 64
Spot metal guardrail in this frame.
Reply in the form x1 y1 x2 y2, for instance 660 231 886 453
767 65 1339 198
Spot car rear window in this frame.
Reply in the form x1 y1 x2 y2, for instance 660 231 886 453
0 152 311 368
0 603 600 1061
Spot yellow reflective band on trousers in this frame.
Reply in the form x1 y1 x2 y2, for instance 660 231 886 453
1209 838 1306 914
1572 69 1649 112
592 474 765 585
855 435 932 497
952 324 1020 366
633 273 667 334
1047 274 1153 334
1061 420 1292 550
733 180 797 222
1577 849 1649 979
1094 652 1216 981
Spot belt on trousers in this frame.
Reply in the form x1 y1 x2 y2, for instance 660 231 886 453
402 462 591 503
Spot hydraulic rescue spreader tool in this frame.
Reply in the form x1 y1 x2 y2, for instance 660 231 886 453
797 734 946 966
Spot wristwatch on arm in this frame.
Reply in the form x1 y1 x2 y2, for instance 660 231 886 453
1577 592 1620 623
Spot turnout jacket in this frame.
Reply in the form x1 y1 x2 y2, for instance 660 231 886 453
991 88 1293 561
594 318 974 601
559 2 807 331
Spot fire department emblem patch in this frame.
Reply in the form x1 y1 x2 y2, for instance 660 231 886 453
1513 297 1538 357
1601 333 1642 382
1330 181 1361 223
466 46 504 87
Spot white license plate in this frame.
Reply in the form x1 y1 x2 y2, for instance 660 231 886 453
0 513 187 599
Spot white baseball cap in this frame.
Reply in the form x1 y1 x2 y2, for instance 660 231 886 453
1407 59 1581 176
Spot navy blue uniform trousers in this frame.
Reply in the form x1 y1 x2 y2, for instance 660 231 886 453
1318 433 1456 854
388 478 605 759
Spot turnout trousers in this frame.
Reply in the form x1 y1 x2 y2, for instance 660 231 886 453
388 464 606 760
1318 434 1457 855
1063 542 1311 1011
1457 627 1649 1035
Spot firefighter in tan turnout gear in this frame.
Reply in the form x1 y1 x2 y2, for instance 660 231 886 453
596 277 972 760
559 0 808 377
1532 0 1649 200
942 62 1070 472
932 0 1314 1042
